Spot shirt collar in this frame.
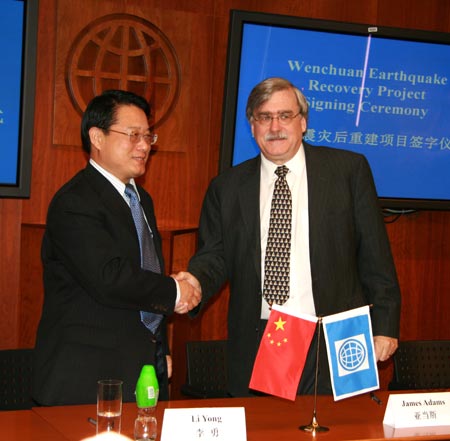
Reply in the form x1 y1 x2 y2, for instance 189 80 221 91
260 143 305 181
89 159 138 199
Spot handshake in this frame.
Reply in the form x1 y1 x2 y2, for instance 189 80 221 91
171 271 202 314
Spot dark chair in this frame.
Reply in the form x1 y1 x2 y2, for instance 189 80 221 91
389 340 450 390
0 348 35 410
181 340 229 398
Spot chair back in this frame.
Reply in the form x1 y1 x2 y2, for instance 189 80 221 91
181 340 228 398
0 349 34 410
389 340 450 390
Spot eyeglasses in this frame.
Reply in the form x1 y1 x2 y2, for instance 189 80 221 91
108 129 158 145
253 111 301 126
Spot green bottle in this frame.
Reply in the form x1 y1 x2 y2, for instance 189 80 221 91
135 365 159 409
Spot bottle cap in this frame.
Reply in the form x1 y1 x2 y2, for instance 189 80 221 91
135 365 159 408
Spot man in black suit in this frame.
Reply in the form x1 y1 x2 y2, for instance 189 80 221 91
33 90 201 406
177 77 401 397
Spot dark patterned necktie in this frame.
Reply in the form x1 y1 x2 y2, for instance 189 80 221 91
263 165 292 306
125 184 162 333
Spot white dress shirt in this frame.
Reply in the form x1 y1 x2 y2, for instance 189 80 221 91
260 146 315 319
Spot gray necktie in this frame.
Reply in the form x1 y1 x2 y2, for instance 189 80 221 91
124 184 162 333
263 165 292 306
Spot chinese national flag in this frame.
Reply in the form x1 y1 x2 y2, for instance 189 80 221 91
249 304 318 400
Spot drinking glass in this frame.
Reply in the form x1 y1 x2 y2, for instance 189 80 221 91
97 379 123 434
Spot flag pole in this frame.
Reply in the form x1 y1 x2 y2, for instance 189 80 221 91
299 317 329 434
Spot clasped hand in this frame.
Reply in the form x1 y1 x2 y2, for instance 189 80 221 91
171 271 202 314
374 335 398 362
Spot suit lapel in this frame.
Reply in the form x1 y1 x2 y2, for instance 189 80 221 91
84 164 166 272
304 143 330 264
238 157 262 284
83 164 142 254
84 164 133 221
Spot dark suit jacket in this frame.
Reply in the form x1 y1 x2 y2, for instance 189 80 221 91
188 143 401 397
33 164 176 405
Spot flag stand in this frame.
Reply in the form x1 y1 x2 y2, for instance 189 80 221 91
299 317 329 434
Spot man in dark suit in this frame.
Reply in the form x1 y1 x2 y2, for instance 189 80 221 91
33 90 201 406
177 77 401 397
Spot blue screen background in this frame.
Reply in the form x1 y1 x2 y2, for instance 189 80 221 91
233 24 450 202
0 0 24 186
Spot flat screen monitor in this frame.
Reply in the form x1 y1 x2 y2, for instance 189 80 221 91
0 0 38 198
220 10 450 210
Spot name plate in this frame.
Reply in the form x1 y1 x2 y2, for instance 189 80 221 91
161 407 246 441
383 392 450 428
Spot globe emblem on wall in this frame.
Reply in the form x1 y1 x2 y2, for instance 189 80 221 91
66 14 181 127
338 338 367 372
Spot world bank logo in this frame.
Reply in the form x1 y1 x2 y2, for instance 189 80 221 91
66 14 180 127
335 334 369 377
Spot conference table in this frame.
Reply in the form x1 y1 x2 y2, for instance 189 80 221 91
1 391 449 440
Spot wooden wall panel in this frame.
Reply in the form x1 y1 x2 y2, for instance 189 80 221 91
21 0 60 225
46 0 214 227
0 199 22 348
0 0 448 400
377 0 450 31
387 211 450 340
19 225 45 348
214 0 379 24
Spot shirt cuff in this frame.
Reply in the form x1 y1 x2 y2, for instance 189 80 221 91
174 278 181 307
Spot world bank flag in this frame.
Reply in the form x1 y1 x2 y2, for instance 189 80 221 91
322 305 379 401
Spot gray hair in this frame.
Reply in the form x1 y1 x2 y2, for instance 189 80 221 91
245 77 309 124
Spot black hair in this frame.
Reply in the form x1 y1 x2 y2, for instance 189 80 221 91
80 90 150 153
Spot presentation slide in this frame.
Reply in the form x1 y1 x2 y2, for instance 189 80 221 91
0 0 24 186
233 23 450 202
